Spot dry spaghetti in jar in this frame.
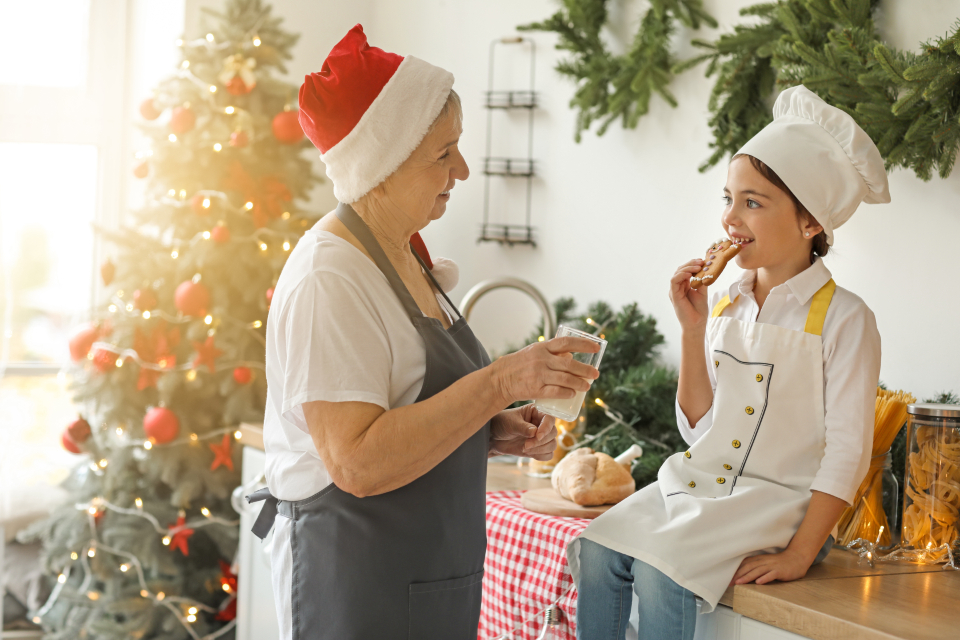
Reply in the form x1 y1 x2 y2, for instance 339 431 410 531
901 403 960 560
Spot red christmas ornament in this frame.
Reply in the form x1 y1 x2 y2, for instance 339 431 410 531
133 288 157 311
225 76 252 96
69 324 100 361
174 280 210 317
169 106 196 135
191 193 213 215
211 224 231 243
167 515 194 556
229 130 248 148
191 336 224 373
272 110 303 144
92 348 116 373
67 417 92 444
209 432 235 472
143 407 179 444
139 98 161 120
217 560 238 620
61 431 82 454
100 259 115 286
265 288 274 303
232 367 252 385
133 160 149 179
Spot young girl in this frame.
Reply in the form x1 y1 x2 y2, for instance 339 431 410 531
570 85 887 639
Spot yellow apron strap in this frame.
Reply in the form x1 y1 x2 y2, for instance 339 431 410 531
711 295 737 318
803 279 836 336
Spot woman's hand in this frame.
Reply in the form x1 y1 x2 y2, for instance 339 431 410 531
490 336 600 407
489 404 557 460
732 549 812 585
669 259 710 334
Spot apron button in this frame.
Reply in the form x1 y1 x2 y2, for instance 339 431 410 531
756 374 763 382
684 451 691 459
732 440 741 448
723 464 732 470
745 406 755 415
688 481 696 488
716 477 726 484
715 360 719 368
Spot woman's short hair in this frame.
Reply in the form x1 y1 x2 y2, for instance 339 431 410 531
732 153 829 262
430 89 462 130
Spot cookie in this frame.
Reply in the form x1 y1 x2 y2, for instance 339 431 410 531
690 238 743 290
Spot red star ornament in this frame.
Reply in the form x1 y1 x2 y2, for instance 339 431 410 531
192 336 223 373
167 516 195 556
209 432 234 472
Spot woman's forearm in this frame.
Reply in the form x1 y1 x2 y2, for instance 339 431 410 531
307 364 506 498
677 328 713 427
787 490 848 562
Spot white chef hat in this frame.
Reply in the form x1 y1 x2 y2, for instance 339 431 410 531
736 85 890 245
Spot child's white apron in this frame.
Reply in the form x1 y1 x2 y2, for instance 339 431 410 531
569 280 837 613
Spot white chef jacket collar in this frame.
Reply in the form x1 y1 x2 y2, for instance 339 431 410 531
726 258 832 307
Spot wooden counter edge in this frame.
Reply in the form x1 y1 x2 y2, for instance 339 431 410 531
731 585 901 640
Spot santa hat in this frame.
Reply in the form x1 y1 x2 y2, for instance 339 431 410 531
299 24 455 204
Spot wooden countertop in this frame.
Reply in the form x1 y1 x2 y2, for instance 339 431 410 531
242 432 959 639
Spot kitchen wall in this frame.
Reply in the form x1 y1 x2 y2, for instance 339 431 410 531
184 0 960 400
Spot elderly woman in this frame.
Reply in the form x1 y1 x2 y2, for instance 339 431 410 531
247 25 599 639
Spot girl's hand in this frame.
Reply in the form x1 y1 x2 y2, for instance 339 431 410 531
669 259 710 333
489 404 557 460
732 549 812 585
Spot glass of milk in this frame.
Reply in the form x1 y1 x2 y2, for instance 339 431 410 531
535 325 607 422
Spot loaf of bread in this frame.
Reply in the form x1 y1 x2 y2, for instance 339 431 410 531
550 446 640 506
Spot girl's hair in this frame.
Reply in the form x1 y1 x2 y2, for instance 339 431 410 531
732 153 829 263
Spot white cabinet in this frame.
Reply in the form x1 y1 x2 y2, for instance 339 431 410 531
236 447 280 640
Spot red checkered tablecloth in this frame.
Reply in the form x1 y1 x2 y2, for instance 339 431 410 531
478 490 589 640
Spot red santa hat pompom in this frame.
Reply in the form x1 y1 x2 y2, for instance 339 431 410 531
299 24 454 205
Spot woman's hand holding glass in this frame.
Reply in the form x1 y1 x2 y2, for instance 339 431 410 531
490 336 601 408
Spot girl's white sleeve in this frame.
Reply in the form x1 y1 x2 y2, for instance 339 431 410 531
809 300 881 505
676 301 719 446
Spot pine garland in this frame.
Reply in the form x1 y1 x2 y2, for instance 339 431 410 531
519 0 717 140
524 0 960 180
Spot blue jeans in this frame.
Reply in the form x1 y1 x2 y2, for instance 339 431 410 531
575 538 696 640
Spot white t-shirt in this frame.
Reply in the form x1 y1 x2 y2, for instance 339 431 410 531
677 258 881 505
263 225 455 501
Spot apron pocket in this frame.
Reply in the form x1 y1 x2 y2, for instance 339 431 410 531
408 570 484 640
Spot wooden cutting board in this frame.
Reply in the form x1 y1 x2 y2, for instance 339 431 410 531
521 488 614 519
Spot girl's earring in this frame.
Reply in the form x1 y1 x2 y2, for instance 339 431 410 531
804 232 811 237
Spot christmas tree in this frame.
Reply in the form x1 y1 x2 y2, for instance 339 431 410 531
20 1 321 638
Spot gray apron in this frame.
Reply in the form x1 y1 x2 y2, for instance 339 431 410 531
248 203 491 639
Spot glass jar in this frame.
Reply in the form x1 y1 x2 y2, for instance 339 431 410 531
837 451 899 548
900 402 960 559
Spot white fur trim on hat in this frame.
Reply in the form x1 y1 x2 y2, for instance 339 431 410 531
430 256 459 293
737 85 890 245
320 56 455 204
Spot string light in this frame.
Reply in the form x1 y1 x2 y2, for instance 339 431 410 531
116 427 123 436
245 201 254 210
252 35 262 46
171 250 179 259
586 317 595 325
144 441 153 450
190 433 199 441
209 85 217 93
181 60 190 69
115 358 124 367
259 242 268 251
87 591 100 601
88 505 98 515
202 197 211 209
187 614 197 623
201 508 211 517
168 189 176 196
169 134 178 142
202 231 211 239
88 548 96 558
140 589 149 597
57 573 67 584
156 591 166 601
108 304 117 312
204 315 213 325
143 311 151 319
222 583 231 593
162 536 171 546
225 106 235 114
125 303 134 312
175 38 183 46
281 211 291 219
135 497 143 509
99 458 109 468
189 606 199 615
186 369 198 381
120 563 129 572
234 430 243 440
213 143 222 152
538 336 545 342
205 33 214 42
117 290 124 297
70 552 79 560
251 320 262 328
179 189 187 199
283 241 291 251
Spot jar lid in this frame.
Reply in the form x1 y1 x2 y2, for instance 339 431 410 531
907 403 960 419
